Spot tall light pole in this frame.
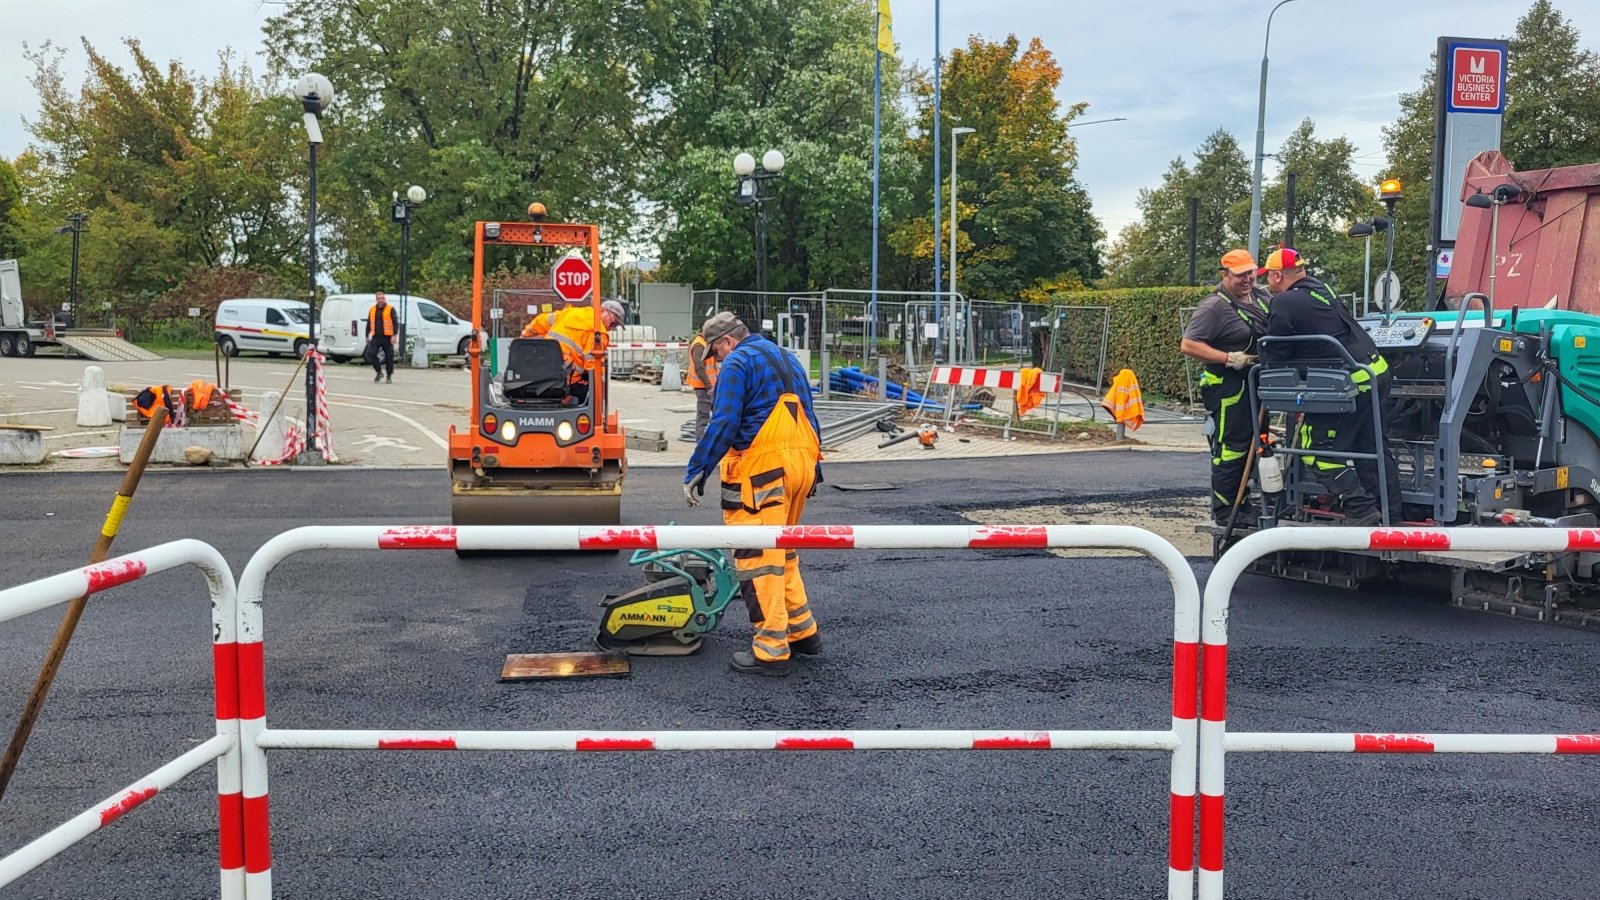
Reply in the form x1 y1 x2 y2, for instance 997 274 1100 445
733 149 785 326
1248 0 1302 262
52 213 88 325
391 184 427 367
1065 117 1128 129
933 0 944 358
293 72 333 459
949 126 975 364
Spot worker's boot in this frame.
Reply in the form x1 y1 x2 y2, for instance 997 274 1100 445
730 650 791 677
789 633 823 656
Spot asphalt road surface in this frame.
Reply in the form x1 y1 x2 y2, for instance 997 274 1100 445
1 453 1597 899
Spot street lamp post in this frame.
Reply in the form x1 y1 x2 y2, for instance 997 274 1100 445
391 184 427 367
1248 0 1303 262
949 126 975 364
52 214 89 325
733 149 785 326
293 72 333 459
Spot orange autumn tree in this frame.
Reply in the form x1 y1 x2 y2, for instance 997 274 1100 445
889 35 1102 299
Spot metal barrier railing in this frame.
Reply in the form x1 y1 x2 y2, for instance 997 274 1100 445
1198 527 1600 899
0 540 241 899
235 523 1202 900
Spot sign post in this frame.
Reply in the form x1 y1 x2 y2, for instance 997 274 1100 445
1427 36 1508 309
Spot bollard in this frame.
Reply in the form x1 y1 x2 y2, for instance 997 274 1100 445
410 334 429 369
660 352 681 392
252 390 288 464
878 356 889 402
820 350 831 400
76 366 112 427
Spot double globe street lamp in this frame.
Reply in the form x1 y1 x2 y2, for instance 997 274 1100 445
733 149 785 326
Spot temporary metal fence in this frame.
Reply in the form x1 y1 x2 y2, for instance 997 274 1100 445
0 540 242 899
1198 527 1600 900
234 523 1202 900
1043 304 1111 395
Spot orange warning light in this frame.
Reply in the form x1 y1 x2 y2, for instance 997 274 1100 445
1379 179 1404 200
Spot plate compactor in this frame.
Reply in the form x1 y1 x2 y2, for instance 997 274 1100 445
448 212 627 533
596 548 742 656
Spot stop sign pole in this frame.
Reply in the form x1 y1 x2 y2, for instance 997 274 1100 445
551 257 594 304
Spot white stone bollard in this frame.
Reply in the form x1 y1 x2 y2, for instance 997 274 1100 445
252 390 288 463
77 365 112 427
410 334 429 369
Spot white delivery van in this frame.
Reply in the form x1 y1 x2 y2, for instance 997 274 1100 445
319 292 472 363
214 299 313 358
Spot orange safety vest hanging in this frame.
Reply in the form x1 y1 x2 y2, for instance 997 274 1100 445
1015 367 1045 416
134 385 172 419
188 380 218 412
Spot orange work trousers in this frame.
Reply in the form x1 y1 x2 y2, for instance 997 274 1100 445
720 391 821 663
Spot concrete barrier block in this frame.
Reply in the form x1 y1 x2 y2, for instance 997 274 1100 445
119 424 247 465
77 365 113 427
251 390 289 464
0 427 48 465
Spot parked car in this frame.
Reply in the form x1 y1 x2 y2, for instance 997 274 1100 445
214 299 313 358
318 293 472 363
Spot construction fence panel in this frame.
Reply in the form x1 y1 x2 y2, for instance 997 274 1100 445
0 540 242 900
1044 305 1112 395
234 523 1203 900
1198 527 1600 900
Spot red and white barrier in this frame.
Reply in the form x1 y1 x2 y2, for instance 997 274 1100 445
930 365 1063 393
1198 527 1600 900
235 523 1201 900
608 341 689 350
0 540 242 900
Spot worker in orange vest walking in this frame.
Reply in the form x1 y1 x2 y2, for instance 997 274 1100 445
685 331 720 438
366 292 399 383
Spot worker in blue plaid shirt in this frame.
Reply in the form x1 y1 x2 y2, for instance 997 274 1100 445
684 312 823 677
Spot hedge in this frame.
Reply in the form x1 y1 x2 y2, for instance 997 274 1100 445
1047 285 1215 400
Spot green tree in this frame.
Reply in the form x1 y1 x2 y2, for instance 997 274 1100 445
0 158 25 260
263 0 671 289
648 0 915 295
1504 0 1600 171
1256 119 1378 298
891 35 1102 300
1106 129 1250 287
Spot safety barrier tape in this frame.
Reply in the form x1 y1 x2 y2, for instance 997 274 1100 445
608 342 689 350
930 365 1063 393
1198 527 1600 900
221 349 336 466
0 541 242 899
234 523 1201 900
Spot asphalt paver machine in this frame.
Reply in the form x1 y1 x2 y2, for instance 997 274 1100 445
448 214 626 532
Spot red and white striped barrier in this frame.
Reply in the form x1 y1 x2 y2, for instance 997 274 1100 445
236 523 1201 900
0 540 242 900
223 349 336 465
1198 527 1600 900
608 341 689 350
930 365 1063 393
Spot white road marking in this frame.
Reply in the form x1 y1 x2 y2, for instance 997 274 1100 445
44 430 116 440
350 434 422 453
0 408 75 418
327 401 449 449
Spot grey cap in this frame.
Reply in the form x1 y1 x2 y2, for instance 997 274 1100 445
601 299 626 322
700 311 748 347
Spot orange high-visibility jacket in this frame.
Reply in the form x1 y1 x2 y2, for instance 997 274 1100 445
686 333 719 390
1015 367 1045 416
368 303 397 338
1100 368 1146 431
521 306 609 370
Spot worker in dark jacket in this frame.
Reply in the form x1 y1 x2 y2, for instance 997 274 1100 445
684 312 822 677
1261 248 1396 525
1181 248 1273 522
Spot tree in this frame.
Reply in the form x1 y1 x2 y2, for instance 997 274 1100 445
1504 0 1600 171
1379 68 1434 302
647 0 916 296
263 0 671 289
1256 119 1378 298
0 158 25 260
890 35 1102 300
1106 129 1250 287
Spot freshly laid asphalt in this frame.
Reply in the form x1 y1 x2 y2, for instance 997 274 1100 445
1 453 1596 899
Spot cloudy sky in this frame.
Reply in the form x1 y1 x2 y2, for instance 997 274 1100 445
3 0 1597 242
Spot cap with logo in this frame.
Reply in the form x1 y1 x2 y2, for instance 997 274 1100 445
1257 248 1305 276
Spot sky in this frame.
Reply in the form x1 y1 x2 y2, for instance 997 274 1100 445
3 0 1598 246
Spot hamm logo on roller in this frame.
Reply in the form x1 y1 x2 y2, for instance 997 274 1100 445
516 416 557 428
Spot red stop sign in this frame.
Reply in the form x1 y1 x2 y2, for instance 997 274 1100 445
551 257 594 303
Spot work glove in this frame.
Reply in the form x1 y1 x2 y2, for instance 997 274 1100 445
683 475 706 508
1226 351 1257 370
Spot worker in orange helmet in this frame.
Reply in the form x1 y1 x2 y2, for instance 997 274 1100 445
521 298 624 403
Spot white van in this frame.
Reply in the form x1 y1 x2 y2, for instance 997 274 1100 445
215 299 313 358
319 292 472 363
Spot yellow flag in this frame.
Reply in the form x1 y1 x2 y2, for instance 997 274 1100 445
877 0 894 57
